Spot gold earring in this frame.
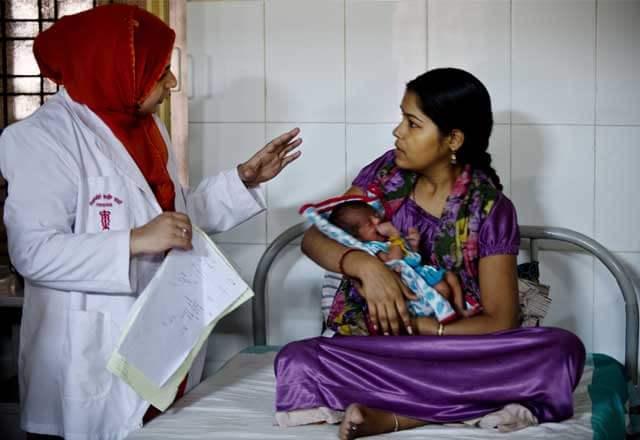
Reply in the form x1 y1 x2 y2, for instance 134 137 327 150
450 150 457 165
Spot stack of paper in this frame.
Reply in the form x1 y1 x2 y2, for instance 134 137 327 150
107 226 253 410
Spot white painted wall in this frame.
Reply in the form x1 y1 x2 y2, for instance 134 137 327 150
186 0 640 374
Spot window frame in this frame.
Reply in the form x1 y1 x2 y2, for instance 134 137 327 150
0 0 98 127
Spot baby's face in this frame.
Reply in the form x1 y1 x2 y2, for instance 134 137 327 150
355 215 386 242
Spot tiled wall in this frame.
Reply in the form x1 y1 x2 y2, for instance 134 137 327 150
186 0 640 372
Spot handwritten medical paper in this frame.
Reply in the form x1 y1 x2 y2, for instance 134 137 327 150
107 226 253 410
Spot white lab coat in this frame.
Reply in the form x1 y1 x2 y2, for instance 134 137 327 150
0 89 265 440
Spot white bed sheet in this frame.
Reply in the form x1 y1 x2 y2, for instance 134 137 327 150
127 351 595 439
128 352 593 440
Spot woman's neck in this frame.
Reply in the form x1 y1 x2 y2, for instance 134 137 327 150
411 163 462 218
417 163 461 196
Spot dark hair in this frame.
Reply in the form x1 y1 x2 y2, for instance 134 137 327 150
406 68 502 190
327 201 377 237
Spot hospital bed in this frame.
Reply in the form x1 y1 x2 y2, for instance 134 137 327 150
128 224 637 439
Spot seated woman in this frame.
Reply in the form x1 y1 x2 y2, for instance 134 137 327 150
274 68 585 439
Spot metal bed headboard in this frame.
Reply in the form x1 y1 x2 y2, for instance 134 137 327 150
252 223 639 384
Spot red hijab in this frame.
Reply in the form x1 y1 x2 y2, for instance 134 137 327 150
34 4 176 211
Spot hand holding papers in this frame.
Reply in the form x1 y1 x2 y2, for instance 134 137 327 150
107 226 253 410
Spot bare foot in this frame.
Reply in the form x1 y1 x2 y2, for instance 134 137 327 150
338 403 428 439
338 404 393 439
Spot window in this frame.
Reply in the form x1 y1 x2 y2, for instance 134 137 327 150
0 0 95 128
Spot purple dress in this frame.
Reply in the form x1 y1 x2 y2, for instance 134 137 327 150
352 150 521 262
274 152 586 424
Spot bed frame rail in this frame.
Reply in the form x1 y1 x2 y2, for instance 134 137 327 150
252 223 639 384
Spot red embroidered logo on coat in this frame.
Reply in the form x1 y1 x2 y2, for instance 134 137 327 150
90 193 124 208
90 193 124 231
99 210 111 231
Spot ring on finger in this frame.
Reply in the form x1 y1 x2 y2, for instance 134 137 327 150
181 227 188 238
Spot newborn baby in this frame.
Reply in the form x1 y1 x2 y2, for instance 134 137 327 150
328 200 465 318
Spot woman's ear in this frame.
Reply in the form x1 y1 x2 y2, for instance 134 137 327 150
448 129 465 152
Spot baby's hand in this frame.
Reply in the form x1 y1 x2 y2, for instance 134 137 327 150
377 251 391 263
385 245 404 261
377 246 403 263
406 227 420 251
441 271 475 318
376 221 401 238
433 280 452 301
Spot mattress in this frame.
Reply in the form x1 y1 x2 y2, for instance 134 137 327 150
127 347 627 439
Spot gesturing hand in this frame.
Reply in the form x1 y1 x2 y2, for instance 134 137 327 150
130 212 193 256
237 127 302 187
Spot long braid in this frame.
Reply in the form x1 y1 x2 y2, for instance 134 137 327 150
457 146 503 191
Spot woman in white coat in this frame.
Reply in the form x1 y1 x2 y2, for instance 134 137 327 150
0 5 301 440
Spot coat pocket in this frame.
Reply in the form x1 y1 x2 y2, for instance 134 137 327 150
85 176 131 232
62 310 114 400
